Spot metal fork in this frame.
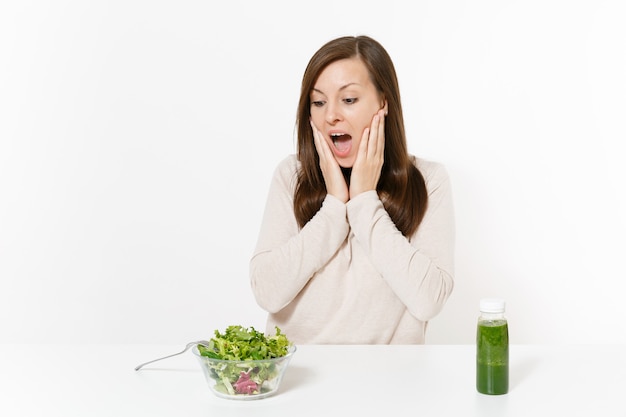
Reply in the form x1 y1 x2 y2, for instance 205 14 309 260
134 340 211 371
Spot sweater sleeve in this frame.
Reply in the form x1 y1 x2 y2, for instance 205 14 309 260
250 156 350 313
346 161 455 322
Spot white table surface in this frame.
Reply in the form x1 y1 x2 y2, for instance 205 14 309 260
1 343 624 416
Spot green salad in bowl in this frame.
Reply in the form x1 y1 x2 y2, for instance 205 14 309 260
192 325 296 400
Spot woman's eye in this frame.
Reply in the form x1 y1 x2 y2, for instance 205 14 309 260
311 101 325 107
344 98 358 104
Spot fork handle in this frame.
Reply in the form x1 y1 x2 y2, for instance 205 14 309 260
134 344 192 371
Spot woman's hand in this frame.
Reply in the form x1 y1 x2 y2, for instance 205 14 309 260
349 109 386 199
311 121 349 203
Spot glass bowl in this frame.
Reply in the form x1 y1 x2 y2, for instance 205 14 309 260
192 345 296 400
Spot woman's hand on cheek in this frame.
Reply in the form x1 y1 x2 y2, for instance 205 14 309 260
311 121 349 203
349 109 385 198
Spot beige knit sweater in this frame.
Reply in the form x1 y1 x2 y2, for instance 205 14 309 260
250 154 455 344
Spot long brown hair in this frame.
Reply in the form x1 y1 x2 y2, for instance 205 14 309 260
294 35 428 237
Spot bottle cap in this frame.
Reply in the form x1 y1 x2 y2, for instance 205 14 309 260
480 298 505 313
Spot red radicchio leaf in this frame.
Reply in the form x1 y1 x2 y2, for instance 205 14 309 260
233 371 259 394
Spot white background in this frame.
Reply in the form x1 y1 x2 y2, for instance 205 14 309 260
1 0 624 345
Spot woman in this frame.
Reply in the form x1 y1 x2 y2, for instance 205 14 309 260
250 35 454 344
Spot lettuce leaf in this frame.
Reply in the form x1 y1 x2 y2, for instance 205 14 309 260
198 325 291 361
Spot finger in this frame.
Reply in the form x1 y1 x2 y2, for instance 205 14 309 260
312 121 336 168
357 127 370 161
376 109 385 158
311 121 327 162
368 113 380 157
368 109 385 159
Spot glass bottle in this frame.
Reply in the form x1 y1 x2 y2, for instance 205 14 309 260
476 298 509 395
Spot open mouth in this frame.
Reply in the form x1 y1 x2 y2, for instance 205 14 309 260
331 133 352 153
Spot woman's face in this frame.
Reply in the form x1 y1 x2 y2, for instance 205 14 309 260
310 58 386 168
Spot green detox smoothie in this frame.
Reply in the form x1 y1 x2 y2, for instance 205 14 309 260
476 319 509 395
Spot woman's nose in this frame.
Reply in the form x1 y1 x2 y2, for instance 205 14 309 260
325 104 342 124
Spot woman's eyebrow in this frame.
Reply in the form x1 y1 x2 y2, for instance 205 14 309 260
312 82 361 95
